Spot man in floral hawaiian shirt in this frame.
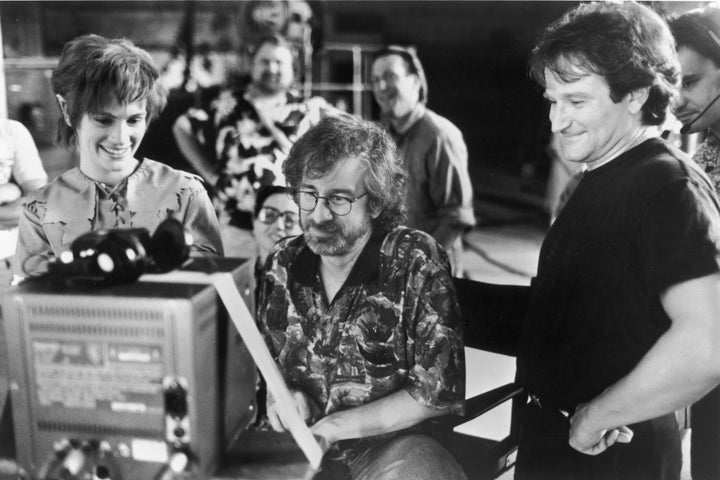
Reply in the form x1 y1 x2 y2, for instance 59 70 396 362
173 34 326 257
256 114 467 480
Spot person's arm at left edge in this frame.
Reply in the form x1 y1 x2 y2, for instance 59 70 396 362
311 262 466 445
0 183 23 228
427 129 475 251
181 175 224 256
1 121 48 229
0 179 48 229
569 272 720 455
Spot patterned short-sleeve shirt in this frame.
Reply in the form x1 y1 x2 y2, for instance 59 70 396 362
257 227 465 420
693 130 720 192
186 88 325 228
14 158 223 278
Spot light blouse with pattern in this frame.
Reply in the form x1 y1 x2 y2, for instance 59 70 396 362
14 158 223 278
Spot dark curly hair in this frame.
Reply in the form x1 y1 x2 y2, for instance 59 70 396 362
253 185 291 218
528 1 679 126
669 5 720 68
283 114 407 233
51 34 167 147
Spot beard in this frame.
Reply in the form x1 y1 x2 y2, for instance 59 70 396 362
302 215 373 257
255 72 287 95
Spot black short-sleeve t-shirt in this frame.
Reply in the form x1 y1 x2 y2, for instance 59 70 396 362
519 138 720 409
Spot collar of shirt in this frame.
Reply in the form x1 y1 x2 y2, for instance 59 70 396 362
705 128 720 146
80 158 145 197
243 86 298 107
291 230 386 288
383 103 426 137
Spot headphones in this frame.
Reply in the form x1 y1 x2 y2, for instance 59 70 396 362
47 218 191 284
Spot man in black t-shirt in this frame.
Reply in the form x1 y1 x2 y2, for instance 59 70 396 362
518 3 720 479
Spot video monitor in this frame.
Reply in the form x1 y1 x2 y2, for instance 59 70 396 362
1 258 255 479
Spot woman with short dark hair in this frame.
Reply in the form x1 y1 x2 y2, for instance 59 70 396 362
13 34 223 281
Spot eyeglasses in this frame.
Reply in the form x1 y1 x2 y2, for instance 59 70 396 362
293 190 368 216
256 206 299 229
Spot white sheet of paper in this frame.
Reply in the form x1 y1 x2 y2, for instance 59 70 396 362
212 273 326 469
142 270 325 469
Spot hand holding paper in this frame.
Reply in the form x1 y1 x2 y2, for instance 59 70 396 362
213 273 327 469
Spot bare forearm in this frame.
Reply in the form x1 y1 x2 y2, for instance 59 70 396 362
583 326 720 430
0 183 21 204
310 389 445 444
571 274 720 453
265 123 293 154
0 200 23 228
172 117 218 184
251 101 293 153
19 178 47 193
431 220 463 252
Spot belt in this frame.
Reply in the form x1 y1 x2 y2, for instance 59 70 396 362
0 257 11 270
528 393 572 421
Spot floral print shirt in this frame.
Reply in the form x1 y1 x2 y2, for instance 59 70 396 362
186 88 325 228
693 130 720 192
257 227 465 422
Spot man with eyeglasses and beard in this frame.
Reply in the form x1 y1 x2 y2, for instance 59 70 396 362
256 114 467 480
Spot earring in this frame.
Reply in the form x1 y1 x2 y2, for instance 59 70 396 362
56 94 72 127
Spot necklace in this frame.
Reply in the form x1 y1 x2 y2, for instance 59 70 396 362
627 128 653 150
587 128 654 171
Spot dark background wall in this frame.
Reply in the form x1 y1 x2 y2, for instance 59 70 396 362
324 1 570 180
0 1 702 206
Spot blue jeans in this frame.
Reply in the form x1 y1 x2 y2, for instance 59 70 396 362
313 433 468 480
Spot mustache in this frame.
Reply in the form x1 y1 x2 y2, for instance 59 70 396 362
261 72 281 82
304 218 341 234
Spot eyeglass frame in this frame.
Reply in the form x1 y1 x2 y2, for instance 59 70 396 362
292 190 369 217
256 206 300 229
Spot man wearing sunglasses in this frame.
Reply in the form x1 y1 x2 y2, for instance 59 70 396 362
256 114 467 480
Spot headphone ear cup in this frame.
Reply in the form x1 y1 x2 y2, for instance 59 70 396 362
48 221 186 284
150 218 190 273
48 230 109 281
95 231 149 283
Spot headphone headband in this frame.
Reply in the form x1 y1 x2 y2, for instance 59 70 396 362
708 28 720 49
47 218 189 285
